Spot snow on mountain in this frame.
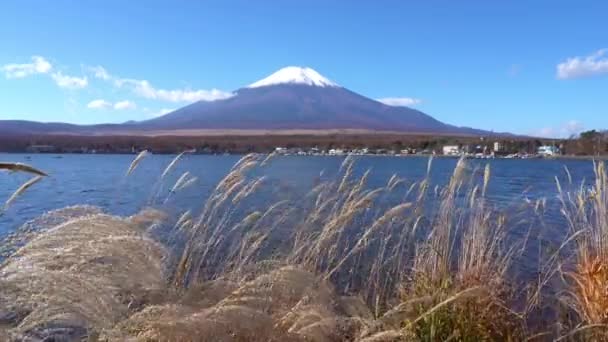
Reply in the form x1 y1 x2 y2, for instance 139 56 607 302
247 66 339 88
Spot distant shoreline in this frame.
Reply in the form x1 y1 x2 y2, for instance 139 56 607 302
1 151 605 161
0 132 560 155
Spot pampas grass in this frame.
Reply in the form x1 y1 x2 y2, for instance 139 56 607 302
161 150 195 179
163 172 198 204
1 162 47 215
557 161 608 340
0 211 167 340
3 153 601 341
0 162 48 176
3 175 44 211
126 150 149 176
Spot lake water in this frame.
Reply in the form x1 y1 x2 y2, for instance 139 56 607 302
0 153 597 248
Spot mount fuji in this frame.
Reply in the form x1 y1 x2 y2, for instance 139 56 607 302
138 66 488 135
0 66 493 136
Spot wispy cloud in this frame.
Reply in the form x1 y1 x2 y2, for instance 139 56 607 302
557 49 608 79
89 65 111 80
87 99 112 109
87 99 137 110
376 97 422 107
118 78 233 102
113 100 136 110
533 120 585 138
2 55 88 89
1 56 52 78
4 57 231 102
51 71 88 89
91 66 233 103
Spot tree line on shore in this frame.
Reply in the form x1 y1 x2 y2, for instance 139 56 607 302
0 131 606 155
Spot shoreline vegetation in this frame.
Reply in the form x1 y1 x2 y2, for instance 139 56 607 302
0 130 606 157
1 153 608 340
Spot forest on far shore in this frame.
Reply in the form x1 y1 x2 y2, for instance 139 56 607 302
0 130 606 156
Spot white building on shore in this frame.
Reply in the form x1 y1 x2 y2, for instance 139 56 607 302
442 145 460 156
538 145 559 156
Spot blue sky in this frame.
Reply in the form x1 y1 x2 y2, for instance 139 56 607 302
0 1 606 137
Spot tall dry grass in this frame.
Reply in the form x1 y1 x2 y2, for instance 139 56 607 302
0 209 167 340
163 154 529 339
402 160 525 340
2 153 606 341
558 161 608 340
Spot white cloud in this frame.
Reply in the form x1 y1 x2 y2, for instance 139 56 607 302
4 57 231 103
87 99 112 109
90 65 111 80
377 97 422 107
113 100 137 110
89 66 233 103
557 49 608 79
51 71 88 89
533 120 585 138
3 56 88 89
116 78 233 102
87 99 137 110
2 56 52 78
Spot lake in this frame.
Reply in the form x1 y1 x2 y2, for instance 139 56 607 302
0 153 597 245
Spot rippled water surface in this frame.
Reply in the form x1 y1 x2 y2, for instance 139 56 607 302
0 153 596 240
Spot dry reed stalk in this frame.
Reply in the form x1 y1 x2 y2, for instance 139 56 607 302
175 210 192 228
0 162 47 176
261 151 277 166
482 163 491 197
171 172 191 192
387 173 406 192
177 175 198 191
3 175 43 211
126 150 149 176
337 159 355 193
406 286 485 328
161 150 194 179
232 176 266 204
163 172 198 204
324 202 413 280
308 188 383 256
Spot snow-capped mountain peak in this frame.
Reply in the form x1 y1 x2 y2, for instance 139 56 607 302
247 66 339 88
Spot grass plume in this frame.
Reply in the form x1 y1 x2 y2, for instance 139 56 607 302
3 175 44 212
126 150 149 176
0 162 48 176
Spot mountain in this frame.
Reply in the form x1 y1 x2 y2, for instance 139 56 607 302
138 66 488 135
0 120 122 136
0 66 494 136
